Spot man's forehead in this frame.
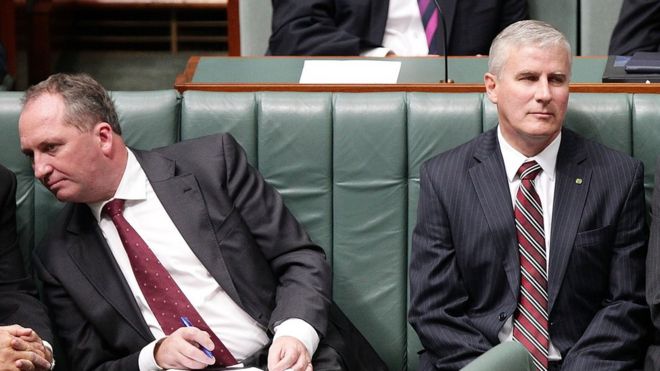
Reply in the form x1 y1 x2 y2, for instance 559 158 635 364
20 94 66 126
504 44 571 73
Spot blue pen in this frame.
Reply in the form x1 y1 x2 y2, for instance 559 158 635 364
180 316 215 359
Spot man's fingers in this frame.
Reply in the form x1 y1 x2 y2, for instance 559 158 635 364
272 350 296 371
2 325 32 338
10 337 29 351
290 352 311 371
15 359 36 371
154 327 216 369
28 349 52 370
268 336 311 371
14 348 51 371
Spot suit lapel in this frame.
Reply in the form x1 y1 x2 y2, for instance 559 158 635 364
134 150 242 307
469 130 519 298
548 130 590 312
66 204 152 341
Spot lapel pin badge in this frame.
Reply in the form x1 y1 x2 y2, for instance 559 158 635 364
575 178 583 185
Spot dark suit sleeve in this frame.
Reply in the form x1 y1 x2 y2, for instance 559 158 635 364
646 159 660 369
269 0 382 55
409 162 491 370
220 134 332 335
561 161 648 370
0 165 52 342
609 0 660 55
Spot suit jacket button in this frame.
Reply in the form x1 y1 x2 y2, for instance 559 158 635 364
498 312 507 321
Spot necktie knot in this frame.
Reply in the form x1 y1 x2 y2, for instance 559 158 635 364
103 199 125 218
517 161 542 181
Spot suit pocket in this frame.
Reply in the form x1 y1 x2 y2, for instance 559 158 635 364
566 225 614 297
574 225 614 249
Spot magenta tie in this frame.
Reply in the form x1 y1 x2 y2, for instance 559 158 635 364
512 161 549 371
417 0 442 54
103 199 238 366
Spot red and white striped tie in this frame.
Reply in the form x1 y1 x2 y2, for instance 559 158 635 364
512 161 549 371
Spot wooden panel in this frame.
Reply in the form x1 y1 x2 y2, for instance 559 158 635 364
227 0 239 56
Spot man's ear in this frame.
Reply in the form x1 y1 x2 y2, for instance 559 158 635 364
95 122 115 154
484 72 498 104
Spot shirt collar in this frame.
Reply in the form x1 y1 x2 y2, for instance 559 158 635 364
88 149 148 222
497 125 561 182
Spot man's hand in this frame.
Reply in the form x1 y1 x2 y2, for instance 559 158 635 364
267 336 312 371
154 327 216 370
0 325 52 371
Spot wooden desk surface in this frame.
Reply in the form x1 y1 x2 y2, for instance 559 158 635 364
175 56 660 93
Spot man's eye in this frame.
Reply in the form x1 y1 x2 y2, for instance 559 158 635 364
550 76 566 85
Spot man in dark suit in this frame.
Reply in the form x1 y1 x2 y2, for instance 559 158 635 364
269 0 527 56
409 20 649 370
0 164 54 370
609 0 660 56
18 73 385 371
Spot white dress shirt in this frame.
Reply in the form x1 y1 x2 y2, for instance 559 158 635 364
88 149 319 370
496 126 562 361
361 0 429 56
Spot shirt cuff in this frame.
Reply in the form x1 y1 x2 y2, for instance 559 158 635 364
138 339 164 371
273 318 320 357
360 47 392 57
43 341 55 370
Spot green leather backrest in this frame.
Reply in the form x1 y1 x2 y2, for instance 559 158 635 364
632 95 660 211
1 90 658 371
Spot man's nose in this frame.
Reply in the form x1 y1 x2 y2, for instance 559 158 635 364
33 154 52 180
535 79 552 102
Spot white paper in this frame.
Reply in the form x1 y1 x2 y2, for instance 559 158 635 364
299 60 401 84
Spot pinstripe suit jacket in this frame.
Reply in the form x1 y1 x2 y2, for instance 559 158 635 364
409 127 649 370
644 160 660 370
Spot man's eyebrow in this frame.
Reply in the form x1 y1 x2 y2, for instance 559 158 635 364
515 70 539 77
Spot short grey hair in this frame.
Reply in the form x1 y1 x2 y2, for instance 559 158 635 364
488 20 572 77
22 73 122 134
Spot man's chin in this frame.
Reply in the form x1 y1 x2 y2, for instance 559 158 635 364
51 188 76 203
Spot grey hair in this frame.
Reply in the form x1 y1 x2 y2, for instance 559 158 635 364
488 20 572 77
22 73 122 134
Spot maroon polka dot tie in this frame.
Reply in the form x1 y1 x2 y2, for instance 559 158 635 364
103 199 237 366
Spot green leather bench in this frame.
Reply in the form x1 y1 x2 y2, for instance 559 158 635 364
0 90 657 370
